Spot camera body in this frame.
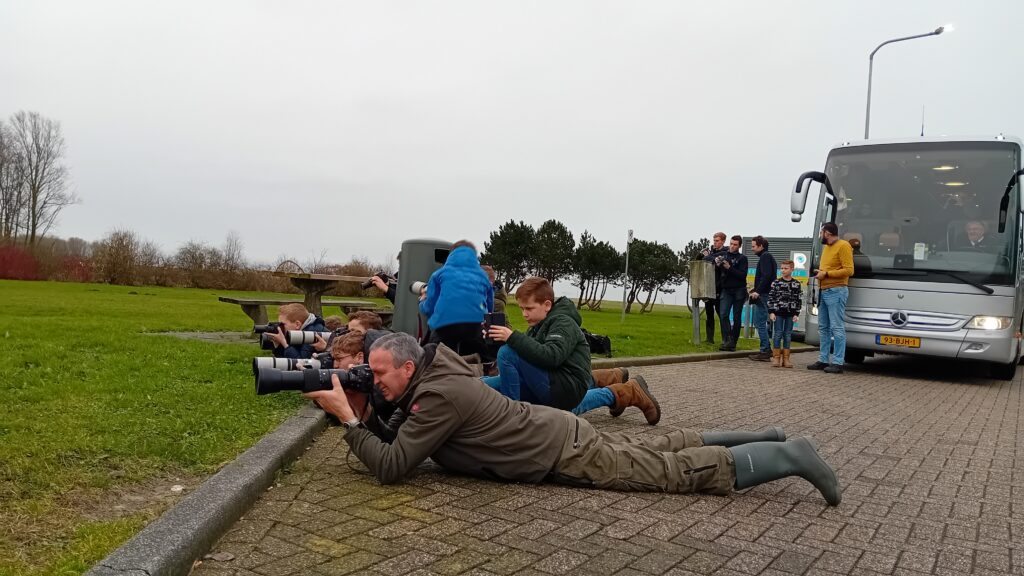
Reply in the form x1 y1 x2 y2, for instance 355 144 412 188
483 312 506 332
255 364 375 395
253 321 283 335
361 272 394 290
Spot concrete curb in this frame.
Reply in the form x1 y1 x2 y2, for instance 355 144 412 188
86 404 328 576
592 346 818 368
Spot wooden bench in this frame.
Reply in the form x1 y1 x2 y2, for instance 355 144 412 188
218 297 377 325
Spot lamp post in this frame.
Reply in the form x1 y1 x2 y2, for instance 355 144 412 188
864 24 952 140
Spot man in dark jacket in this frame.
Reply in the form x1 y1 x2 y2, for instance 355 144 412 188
700 232 729 344
305 332 841 505
748 236 778 361
716 235 749 351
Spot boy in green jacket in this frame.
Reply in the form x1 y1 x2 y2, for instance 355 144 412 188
484 277 660 423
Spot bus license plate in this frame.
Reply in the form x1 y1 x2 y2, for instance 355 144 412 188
876 334 921 348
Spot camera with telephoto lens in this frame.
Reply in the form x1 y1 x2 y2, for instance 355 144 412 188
361 272 394 290
253 321 283 335
252 357 325 373
259 330 334 350
255 364 374 395
252 356 329 375
410 280 427 295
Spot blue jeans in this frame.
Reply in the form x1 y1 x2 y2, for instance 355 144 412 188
772 315 794 349
571 387 615 415
480 345 551 405
818 286 848 365
751 299 770 353
719 287 746 344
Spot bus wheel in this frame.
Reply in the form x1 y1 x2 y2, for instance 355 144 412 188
989 362 1018 381
845 350 866 364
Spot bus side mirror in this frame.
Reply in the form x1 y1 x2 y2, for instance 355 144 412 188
791 171 832 223
998 168 1024 233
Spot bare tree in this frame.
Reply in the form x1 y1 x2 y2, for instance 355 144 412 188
222 231 245 272
9 111 78 246
0 120 28 243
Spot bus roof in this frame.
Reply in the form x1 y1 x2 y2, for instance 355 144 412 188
830 135 1022 151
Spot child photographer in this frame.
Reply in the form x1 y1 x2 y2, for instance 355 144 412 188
419 240 494 357
265 303 326 359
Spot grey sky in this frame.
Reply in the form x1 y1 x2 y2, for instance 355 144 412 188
2 1 1022 294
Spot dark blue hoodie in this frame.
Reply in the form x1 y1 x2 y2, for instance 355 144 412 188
272 314 326 359
419 246 494 330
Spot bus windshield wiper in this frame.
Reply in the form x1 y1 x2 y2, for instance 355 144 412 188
910 267 995 294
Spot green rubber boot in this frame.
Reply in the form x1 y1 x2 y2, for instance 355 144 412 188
729 437 841 506
701 426 786 447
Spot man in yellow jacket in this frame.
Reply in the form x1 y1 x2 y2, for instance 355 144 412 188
808 222 854 374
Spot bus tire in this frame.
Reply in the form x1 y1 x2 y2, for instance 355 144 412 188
989 361 1017 381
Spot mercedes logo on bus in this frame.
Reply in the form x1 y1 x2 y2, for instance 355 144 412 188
890 311 909 327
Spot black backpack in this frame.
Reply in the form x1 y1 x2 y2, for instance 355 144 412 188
582 328 612 357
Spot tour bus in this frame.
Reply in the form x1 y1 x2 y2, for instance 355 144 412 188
789 136 1024 379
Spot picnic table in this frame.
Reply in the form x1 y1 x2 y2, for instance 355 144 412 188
272 271 371 316
218 296 378 325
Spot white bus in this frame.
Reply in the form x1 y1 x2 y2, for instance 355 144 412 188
790 136 1024 380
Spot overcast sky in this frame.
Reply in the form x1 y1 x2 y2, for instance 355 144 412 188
3 1 1022 299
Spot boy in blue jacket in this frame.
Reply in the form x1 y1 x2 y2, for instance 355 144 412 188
419 240 494 357
265 303 326 359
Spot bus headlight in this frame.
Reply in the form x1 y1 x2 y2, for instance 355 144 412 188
810 305 818 316
966 316 1012 330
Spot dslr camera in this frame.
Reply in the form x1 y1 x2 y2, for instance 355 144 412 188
255 364 375 395
361 272 394 290
253 322 283 335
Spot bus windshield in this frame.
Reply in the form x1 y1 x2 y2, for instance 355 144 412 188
822 141 1020 286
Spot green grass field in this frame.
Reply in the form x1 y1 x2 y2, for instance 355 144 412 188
0 280 764 575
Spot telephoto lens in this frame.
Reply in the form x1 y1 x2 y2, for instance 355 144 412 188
410 281 427 295
252 356 300 375
255 364 375 395
285 330 333 346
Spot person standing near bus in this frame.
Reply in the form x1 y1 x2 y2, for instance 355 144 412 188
808 222 854 374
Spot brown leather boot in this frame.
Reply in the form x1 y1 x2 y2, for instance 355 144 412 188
591 367 629 388
782 349 794 368
608 376 661 425
770 348 782 368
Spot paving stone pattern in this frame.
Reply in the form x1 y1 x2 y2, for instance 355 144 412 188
194 355 1023 575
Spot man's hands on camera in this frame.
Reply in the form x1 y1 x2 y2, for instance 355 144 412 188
486 325 514 342
418 285 427 301
304 374 358 423
267 326 288 348
371 275 389 292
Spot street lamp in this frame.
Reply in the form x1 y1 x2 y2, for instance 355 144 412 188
864 24 953 140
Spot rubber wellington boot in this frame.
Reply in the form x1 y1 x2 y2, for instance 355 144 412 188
608 376 661 425
728 437 842 506
591 367 629 388
770 348 782 367
701 426 786 447
781 349 794 368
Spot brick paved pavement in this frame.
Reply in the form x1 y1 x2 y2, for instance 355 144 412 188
193 355 1023 575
